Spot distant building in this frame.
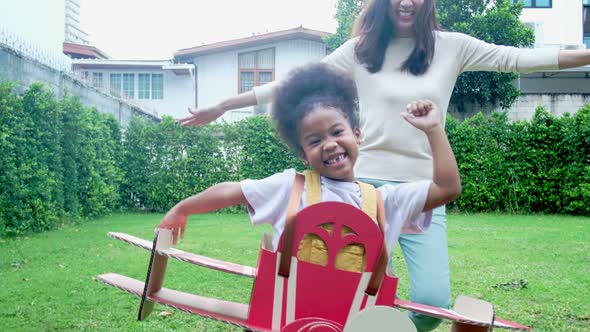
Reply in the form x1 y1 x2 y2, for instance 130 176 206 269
0 0 159 124
174 26 330 123
59 0 193 119
62 0 109 60
64 0 89 45
71 60 195 118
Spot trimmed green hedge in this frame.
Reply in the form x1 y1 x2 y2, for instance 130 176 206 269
0 82 122 235
120 115 304 212
121 116 231 212
447 106 590 214
123 108 589 216
1 80 588 235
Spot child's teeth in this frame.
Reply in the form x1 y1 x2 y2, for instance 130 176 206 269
326 154 345 164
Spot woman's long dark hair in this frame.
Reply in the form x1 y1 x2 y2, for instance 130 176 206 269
352 0 440 75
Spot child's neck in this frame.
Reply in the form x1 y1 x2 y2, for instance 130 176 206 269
318 172 356 183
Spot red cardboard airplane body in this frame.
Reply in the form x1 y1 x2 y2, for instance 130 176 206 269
98 202 530 332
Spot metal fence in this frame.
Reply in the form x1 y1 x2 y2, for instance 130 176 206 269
0 26 158 117
0 26 72 72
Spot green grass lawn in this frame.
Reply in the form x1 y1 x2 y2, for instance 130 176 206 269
1 212 589 331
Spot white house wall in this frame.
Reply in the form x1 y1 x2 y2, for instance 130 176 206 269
274 39 328 78
80 68 194 119
192 39 327 123
507 94 590 121
193 50 241 122
153 70 194 119
520 2 584 48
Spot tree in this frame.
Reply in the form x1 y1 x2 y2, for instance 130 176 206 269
437 0 534 111
324 0 364 50
325 0 534 112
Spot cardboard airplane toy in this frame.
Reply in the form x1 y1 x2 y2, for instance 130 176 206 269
97 202 530 332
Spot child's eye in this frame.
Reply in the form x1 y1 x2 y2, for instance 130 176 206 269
309 139 320 146
305 137 320 146
333 129 343 136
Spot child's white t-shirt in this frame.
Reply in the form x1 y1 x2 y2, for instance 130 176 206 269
240 169 433 252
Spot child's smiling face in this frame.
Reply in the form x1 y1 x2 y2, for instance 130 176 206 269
298 106 361 182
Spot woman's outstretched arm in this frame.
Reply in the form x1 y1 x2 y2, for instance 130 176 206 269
558 49 590 69
178 91 258 127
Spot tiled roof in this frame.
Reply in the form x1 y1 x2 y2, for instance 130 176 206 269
63 42 110 59
175 26 330 58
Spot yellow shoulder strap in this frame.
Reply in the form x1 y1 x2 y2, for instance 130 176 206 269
293 172 387 278
304 170 321 206
358 181 377 222
304 170 379 222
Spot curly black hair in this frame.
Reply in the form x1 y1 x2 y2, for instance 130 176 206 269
272 63 358 154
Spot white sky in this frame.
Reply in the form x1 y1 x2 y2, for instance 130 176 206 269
80 0 339 60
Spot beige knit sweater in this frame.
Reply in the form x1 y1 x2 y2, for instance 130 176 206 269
254 31 559 182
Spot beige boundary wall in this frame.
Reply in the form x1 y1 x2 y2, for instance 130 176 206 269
449 93 589 121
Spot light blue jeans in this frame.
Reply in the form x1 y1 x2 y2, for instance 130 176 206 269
358 178 451 332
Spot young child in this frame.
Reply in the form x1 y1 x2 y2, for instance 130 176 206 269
158 63 461 260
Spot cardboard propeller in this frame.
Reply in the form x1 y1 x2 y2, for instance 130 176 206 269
97 202 530 331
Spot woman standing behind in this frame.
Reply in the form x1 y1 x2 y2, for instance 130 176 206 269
180 1 590 330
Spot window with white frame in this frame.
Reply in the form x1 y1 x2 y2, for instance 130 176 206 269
238 48 275 94
512 0 551 8
151 74 163 99
138 74 151 99
110 74 121 96
123 73 135 98
92 72 103 88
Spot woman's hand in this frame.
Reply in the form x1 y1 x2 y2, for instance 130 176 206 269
178 91 258 126
401 100 441 133
177 105 225 127
158 207 188 245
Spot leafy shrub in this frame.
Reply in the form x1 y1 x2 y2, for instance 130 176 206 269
448 107 590 215
0 83 122 235
2 79 589 237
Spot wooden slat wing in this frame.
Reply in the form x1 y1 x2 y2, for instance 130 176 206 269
97 273 265 331
394 299 530 331
108 232 256 278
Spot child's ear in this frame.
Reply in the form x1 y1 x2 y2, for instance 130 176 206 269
354 127 361 145
299 152 309 166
